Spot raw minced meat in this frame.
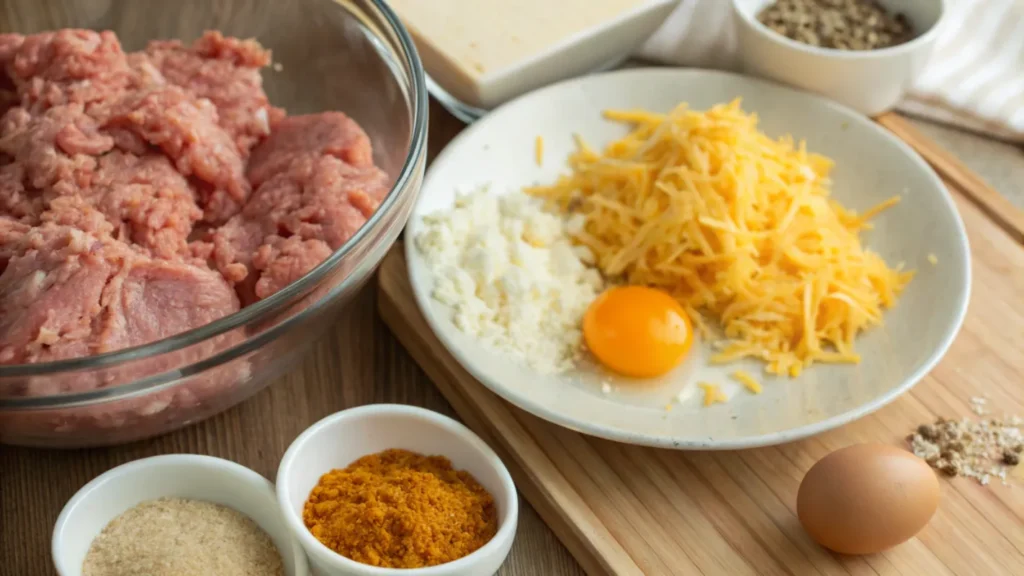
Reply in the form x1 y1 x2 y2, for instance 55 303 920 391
0 29 133 115
0 215 29 271
251 235 334 300
142 31 282 155
89 152 203 259
103 86 249 223
0 164 42 222
0 217 239 366
246 112 374 187
0 29 389 386
208 150 388 303
0 104 111 194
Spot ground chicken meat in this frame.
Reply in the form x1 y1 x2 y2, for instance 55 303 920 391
209 151 388 302
89 152 203 258
94 255 241 354
0 29 389 404
0 218 238 366
0 34 25 119
104 86 249 222
0 30 133 116
246 112 374 187
251 235 333 300
0 216 29 272
0 163 42 222
0 221 127 364
40 195 117 235
143 31 280 155
0 64 16 120
0 104 110 196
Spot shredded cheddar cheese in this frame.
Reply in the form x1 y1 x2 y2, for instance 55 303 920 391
732 370 762 394
535 135 544 166
527 99 913 377
927 253 938 265
699 382 728 406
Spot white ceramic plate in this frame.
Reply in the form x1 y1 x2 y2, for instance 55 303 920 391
405 69 971 449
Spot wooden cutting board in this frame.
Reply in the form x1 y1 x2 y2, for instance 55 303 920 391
378 115 1024 576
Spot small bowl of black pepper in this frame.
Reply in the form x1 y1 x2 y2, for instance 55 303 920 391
731 0 947 115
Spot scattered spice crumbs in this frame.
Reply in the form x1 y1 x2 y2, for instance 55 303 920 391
908 410 1024 486
970 396 988 416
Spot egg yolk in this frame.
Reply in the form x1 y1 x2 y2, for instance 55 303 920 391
582 286 693 378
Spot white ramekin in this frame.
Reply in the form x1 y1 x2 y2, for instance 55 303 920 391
732 0 946 116
276 404 518 576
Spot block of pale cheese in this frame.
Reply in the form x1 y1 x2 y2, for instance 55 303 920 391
389 0 677 111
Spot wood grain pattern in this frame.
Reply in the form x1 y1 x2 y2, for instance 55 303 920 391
378 173 1024 575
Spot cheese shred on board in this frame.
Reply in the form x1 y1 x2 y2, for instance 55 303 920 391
527 99 913 377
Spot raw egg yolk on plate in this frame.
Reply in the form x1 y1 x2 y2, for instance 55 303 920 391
582 286 694 378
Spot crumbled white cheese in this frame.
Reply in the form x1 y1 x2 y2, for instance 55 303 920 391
416 189 604 373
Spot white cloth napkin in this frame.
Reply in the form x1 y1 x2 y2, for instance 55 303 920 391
636 0 1024 143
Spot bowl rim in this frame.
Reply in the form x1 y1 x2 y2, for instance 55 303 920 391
52 453 310 576
731 0 948 60
0 0 429 404
275 403 519 575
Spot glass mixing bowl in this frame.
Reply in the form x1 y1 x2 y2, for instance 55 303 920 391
0 0 428 447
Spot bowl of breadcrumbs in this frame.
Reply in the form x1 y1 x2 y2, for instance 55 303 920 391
53 454 309 576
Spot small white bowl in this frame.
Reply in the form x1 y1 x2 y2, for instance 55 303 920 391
53 454 309 576
276 404 518 576
731 0 946 116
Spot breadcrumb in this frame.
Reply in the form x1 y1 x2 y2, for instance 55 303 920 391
908 413 1023 486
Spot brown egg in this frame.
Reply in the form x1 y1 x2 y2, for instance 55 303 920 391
797 443 940 555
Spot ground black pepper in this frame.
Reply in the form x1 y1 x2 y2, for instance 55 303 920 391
757 0 914 50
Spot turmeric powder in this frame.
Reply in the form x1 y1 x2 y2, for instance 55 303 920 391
302 449 498 568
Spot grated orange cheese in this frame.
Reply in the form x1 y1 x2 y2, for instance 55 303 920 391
732 370 762 394
527 99 913 377
535 135 544 166
698 382 728 406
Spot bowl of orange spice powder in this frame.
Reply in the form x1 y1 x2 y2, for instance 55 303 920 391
276 404 518 575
